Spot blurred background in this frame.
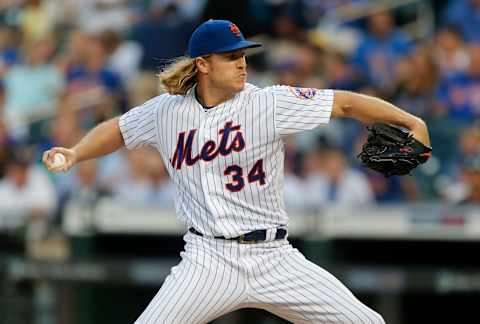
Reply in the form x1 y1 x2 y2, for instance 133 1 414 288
0 0 479 323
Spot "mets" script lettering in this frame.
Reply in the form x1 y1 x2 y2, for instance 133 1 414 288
170 121 245 170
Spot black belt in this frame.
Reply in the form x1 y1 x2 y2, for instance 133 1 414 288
189 227 287 244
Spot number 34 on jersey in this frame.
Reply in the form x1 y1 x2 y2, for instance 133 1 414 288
169 121 266 193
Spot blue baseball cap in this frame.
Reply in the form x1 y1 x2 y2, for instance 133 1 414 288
188 20 262 58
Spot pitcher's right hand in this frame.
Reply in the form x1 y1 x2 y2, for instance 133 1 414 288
42 147 77 173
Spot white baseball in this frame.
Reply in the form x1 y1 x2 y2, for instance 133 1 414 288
51 153 66 168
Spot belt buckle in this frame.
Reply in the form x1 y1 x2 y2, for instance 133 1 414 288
238 234 256 244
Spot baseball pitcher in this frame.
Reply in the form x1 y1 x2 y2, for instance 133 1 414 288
44 20 431 323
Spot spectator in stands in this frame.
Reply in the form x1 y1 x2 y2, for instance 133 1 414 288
441 154 480 204
323 51 360 91
291 45 324 88
435 45 480 120
458 126 480 162
57 30 91 75
110 148 151 205
3 38 64 139
60 159 110 231
282 136 307 211
100 30 143 86
393 47 439 118
283 135 304 177
0 119 15 179
49 109 84 149
271 10 305 41
351 9 412 92
284 166 307 212
443 0 480 43
96 150 129 194
0 26 20 76
302 148 374 208
273 44 324 88
276 61 302 87
0 147 57 220
19 0 56 44
66 159 105 207
459 155 480 204
444 125 480 179
131 2 196 70
437 125 480 202
128 71 159 106
73 0 134 34
65 33 124 123
175 0 207 21
365 170 421 203
0 82 4 114
433 25 470 77
144 149 175 208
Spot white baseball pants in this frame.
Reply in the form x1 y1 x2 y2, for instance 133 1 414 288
135 231 385 324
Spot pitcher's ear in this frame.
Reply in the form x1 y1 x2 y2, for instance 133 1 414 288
196 56 209 74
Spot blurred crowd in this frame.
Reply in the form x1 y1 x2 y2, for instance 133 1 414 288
0 0 479 229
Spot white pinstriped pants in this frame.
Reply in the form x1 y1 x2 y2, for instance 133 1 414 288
135 232 385 324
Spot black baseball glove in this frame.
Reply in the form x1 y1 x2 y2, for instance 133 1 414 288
358 123 432 177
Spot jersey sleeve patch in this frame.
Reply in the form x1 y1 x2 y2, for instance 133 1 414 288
289 87 317 100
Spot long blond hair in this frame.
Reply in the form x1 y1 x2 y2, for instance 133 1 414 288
158 56 198 95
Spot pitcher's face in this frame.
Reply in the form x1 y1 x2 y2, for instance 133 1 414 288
198 49 247 94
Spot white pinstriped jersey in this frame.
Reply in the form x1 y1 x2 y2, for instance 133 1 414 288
119 83 333 238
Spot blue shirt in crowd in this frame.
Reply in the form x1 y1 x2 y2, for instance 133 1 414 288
444 0 480 43
67 65 123 95
436 72 480 120
352 30 412 88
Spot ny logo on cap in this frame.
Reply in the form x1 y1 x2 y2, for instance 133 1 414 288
230 23 241 38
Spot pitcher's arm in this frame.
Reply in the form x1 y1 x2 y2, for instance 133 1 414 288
43 117 124 172
331 90 430 146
